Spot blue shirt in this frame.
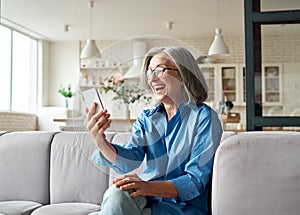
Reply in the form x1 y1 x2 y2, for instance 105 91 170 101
91 103 222 214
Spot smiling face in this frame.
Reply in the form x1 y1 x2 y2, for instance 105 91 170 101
147 53 184 105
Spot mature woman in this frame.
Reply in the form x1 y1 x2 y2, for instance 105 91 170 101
85 46 222 215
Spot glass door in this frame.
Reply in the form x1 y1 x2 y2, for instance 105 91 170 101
262 64 282 105
201 66 215 101
221 66 237 103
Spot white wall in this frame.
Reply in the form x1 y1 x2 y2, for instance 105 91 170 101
49 42 80 107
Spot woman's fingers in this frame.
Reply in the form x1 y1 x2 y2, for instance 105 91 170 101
119 182 136 191
99 119 111 133
90 113 110 135
112 174 134 184
85 107 108 130
84 103 98 126
111 174 147 197
112 174 139 186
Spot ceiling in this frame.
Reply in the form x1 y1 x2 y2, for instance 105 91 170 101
1 0 300 41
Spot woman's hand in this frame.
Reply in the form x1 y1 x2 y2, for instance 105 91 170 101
112 174 150 197
84 103 111 144
84 103 116 163
113 173 179 198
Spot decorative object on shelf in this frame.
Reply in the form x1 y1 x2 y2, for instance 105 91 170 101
208 0 229 57
196 55 218 64
99 73 152 105
196 55 207 64
80 1 101 59
58 84 74 109
225 100 234 112
218 97 233 115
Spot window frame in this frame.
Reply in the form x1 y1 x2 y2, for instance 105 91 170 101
0 24 39 113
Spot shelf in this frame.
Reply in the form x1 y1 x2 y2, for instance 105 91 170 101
265 91 279 93
265 77 279 79
222 77 236 79
80 85 99 89
80 66 118 71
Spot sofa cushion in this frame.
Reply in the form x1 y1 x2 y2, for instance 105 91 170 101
0 131 57 204
31 203 100 215
50 132 115 205
0 200 42 215
212 131 300 215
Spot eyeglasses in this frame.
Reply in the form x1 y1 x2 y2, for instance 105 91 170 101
146 66 179 79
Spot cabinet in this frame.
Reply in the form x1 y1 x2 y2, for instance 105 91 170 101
241 63 282 106
199 65 217 102
220 65 241 104
199 63 282 106
199 64 241 105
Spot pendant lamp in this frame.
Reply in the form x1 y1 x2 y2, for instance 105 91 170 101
208 28 229 56
80 1 100 59
208 0 229 56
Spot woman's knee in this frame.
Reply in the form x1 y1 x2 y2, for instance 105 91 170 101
103 185 132 204
101 185 148 213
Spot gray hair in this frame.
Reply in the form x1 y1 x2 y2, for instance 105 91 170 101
142 46 208 104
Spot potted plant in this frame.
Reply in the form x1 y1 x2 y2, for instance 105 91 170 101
58 84 74 109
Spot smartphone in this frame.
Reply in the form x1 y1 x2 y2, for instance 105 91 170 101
82 88 104 113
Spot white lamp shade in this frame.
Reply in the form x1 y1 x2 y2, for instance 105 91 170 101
208 28 229 56
80 39 101 59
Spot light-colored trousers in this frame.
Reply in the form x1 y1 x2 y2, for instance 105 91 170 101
89 185 151 215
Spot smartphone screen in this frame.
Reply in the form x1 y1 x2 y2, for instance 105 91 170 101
82 88 104 113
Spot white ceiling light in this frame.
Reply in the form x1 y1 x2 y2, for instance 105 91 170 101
208 28 229 56
80 1 101 59
208 0 229 56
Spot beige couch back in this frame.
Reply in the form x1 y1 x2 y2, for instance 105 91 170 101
212 131 300 215
49 132 115 205
0 131 56 204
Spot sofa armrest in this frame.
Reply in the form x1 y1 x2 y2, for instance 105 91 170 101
212 131 300 215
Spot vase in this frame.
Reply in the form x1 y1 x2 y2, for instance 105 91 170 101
112 100 130 119
65 98 69 109
65 98 73 109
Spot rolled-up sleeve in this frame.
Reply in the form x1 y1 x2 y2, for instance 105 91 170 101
171 174 201 201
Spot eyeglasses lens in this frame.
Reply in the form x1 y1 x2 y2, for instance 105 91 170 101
147 67 164 79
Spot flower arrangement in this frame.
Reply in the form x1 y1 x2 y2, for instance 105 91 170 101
58 84 74 98
58 84 74 108
99 73 151 105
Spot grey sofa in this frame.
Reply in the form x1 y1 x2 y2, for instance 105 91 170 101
0 130 299 215
0 131 112 215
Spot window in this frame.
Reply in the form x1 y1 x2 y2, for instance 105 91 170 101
0 25 38 113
